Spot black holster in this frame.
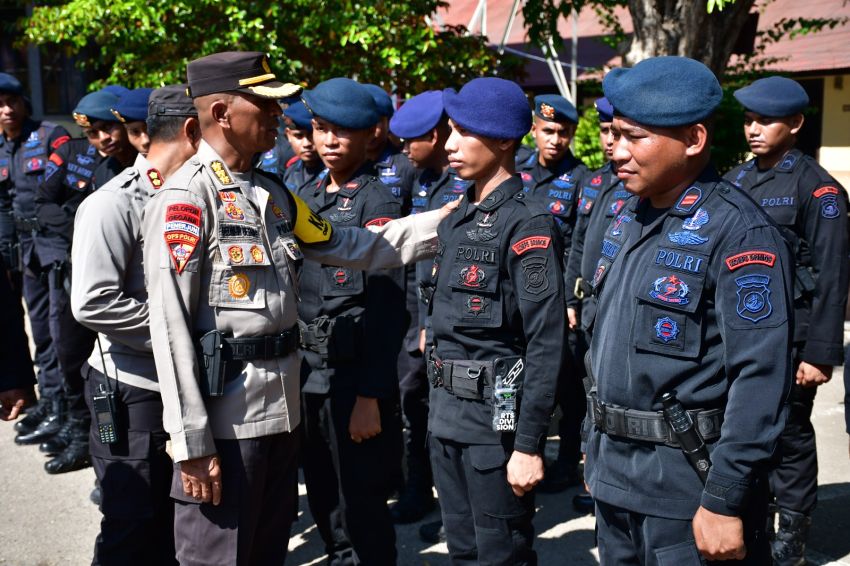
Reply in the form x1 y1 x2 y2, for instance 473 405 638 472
299 315 361 366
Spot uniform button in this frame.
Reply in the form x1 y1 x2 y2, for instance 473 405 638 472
515 193 525 200
719 185 730 194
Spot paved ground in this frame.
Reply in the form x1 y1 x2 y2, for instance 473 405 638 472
1 354 848 565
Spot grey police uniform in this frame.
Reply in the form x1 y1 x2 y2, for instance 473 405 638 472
71 153 177 565
142 140 443 565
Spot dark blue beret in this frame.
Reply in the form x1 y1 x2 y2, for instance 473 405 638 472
534 94 577 123
101 85 130 97
0 73 24 96
301 78 379 130
364 84 395 118
603 56 722 127
595 97 614 123
283 100 313 131
389 91 444 139
112 87 153 123
73 89 121 127
733 76 809 117
443 78 531 139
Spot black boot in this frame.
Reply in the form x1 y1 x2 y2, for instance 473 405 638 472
15 397 64 445
13 396 51 434
44 420 90 474
771 508 810 566
39 418 78 455
390 452 436 524
419 519 445 544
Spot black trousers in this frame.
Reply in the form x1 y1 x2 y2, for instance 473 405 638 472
429 437 537 566
770 382 818 514
397 348 432 487
84 365 176 566
596 490 770 566
171 431 299 566
555 328 588 466
22 261 61 399
301 391 399 566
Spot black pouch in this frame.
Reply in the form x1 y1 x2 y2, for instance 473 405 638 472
794 265 816 299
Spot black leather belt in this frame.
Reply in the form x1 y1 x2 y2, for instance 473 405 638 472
587 393 723 447
14 216 40 233
222 327 301 361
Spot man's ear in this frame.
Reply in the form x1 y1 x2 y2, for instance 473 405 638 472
184 117 201 148
683 123 709 158
789 113 805 136
210 99 230 129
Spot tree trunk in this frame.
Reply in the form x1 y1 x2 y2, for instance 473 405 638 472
624 0 756 75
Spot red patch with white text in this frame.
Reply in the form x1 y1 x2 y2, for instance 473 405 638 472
164 204 201 274
511 236 552 255
813 186 839 198
51 135 70 149
725 250 776 271
49 153 64 166
365 217 392 228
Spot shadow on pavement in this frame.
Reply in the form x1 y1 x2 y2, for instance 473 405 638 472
808 482 850 561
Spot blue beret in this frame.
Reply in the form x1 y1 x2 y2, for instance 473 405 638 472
603 56 722 127
443 78 531 139
301 78 379 130
534 94 577 123
733 76 809 117
0 73 24 96
112 87 153 123
364 84 394 118
595 97 614 123
73 89 121 127
283 100 313 131
389 91 444 139
101 85 130 97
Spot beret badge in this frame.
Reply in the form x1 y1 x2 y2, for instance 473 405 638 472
540 103 555 120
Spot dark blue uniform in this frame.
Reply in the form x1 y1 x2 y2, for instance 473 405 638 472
428 176 565 564
298 167 406 565
281 156 326 198
586 172 794 565
725 150 849 518
374 144 417 205
0 120 68 415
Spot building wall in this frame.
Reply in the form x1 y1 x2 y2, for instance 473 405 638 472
820 73 850 187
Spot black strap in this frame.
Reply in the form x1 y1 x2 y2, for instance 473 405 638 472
222 327 300 361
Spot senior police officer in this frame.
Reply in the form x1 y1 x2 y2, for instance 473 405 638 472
426 78 565 564
724 76 849 566
585 56 794 565
0 72 69 445
111 87 154 155
388 90 471 525
71 84 201 566
280 100 325 196
141 51 453 566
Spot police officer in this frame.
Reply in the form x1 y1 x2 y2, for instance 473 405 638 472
724 76 849 566
34 89 130 473
141 51 453 566
280 100 325 196
88 92 139 190
427 77 565 564
0 72 69 446
388 90 470 525
297 77 407 565
111 87 154 155
517 94 589 492
585 56 794 564
364 84 417 205
70 84 199 566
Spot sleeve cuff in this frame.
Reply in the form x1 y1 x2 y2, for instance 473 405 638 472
700 470 751 517
169 427 217 463
800 339 845 367
513 431 545 454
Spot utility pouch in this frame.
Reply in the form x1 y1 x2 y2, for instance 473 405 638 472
491 356 525 433
794 265 816 300
198 330 226 397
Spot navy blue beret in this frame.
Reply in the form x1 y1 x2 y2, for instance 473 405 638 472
443 78 531 139
112 87 153 122
595 97 614 123
283 100 313 131
364 84 395 118
534 94 577 123
733 76 809 117
101 85 130 97
0 73 24 96
301 78 379 130
73 89 121 127
389 91 444 139
603 56 722 127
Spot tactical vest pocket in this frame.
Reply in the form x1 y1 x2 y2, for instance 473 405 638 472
447 259 502 328
321 265 365 297
208 263 267 310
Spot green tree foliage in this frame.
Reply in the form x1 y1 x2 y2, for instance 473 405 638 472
21 0 519 93
573 105 605 170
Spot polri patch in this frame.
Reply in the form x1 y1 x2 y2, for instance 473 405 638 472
649 275 690 305
725 250 776 271
735 274 773 323
511 236 551 256
521 256 549 295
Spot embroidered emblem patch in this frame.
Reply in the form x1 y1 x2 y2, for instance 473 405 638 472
333 268 350 286
813 186 839 199
548 200 566 215
147 168 163 189
228 245 245 264
682 208 709 231
219 191 237 202
820 195 840 219
725 250 776 271
228 273 251 299
592 262 607 287
511 236 552 255
49 153 64 166
675 187 702 212
269 199 285 219
365 217 392 228
249 245 264 263
477 211 498 227
210 161 233 186
459 265 486 288
735 274 773 323
649 275 690 305
521 256 549 294
654 317 680 343
540 103 556 119
667 231 708 246
609 199 625 216
329 211 356 223
610 214 632 237
225 202 245 221
591 175 602 186
164 203 202 274
466 295 487 315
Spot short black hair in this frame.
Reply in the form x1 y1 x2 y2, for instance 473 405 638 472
146 114 187 143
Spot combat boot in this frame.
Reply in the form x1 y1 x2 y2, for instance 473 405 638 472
13 396 51 434
44 420 90 474
39 418 78 455
771 508 811 566
14 397 64 445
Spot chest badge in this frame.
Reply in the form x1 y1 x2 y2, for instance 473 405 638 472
649 275 690 305
459 265 486 288
654 317 680 343
228 273 251 299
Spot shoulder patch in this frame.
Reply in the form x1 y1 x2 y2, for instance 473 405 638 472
49 152 64 166
675 186 702 213
725 250 776 271
147 168 164 189
164 203 202 274
365 217 392 228
813 186 839 198
51 135 70 150
511 236 551 255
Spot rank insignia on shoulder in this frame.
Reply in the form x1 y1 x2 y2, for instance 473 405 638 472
725 250 776 271
344 181 360 190
778 153 797 171
649 275 690 305
511 236 551 255
210 160 233 186
675 186 702 212
147 168 164 189
735 274 773 323
654 317 680 343
591 175 602 186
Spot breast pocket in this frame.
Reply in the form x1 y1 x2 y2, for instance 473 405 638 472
447 257 503 328
632 266 706 358
208 263 267 309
